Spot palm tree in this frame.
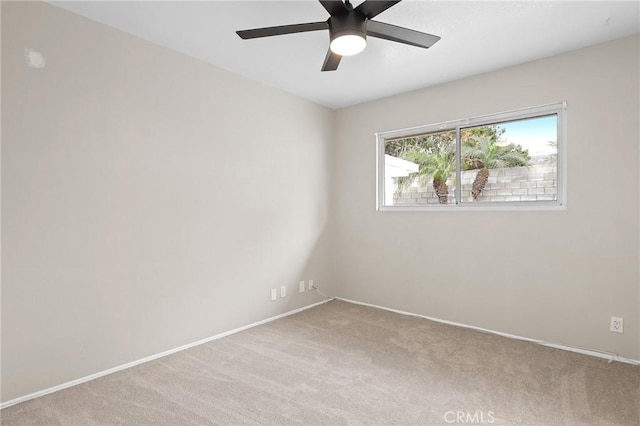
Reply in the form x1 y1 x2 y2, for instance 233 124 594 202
402 144 456 204
463 136 530 200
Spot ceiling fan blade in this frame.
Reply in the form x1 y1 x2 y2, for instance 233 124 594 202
366 20 441 49
237 21 328 39
319 0 347 16
355 1 401 19
321 48 342 71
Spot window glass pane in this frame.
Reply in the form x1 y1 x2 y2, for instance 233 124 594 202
384 130 457 206
460 115 557 203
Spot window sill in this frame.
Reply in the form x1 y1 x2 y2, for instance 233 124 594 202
377 202 566 212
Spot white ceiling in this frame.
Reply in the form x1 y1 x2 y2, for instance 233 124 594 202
50 1 640 109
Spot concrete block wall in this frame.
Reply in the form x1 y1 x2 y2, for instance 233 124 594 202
393 165 558 204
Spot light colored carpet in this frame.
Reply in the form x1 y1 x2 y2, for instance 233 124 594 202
1 299 639 425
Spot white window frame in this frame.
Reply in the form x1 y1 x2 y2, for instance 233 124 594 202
376 102 567 212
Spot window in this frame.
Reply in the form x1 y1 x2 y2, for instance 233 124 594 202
376 103 566 211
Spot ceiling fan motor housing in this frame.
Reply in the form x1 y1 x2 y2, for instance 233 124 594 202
328 12 367 45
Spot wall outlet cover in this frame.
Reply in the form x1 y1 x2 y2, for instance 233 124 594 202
610 316 623 333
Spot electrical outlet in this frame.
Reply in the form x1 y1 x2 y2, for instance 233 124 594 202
610 317 623 333
270 288 277 301
280 286 286 298
308 279 314 291
299 281 305 293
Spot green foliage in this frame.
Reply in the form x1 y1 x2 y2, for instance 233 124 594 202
402 143 455 184
462 136 530 171
462 125 505 145
387 125 530 204
385 130 455 158
385 125 507 162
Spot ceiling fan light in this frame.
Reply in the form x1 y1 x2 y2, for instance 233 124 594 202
330 34 366 56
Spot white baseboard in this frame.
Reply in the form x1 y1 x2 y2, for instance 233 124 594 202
336 297 640 366
0 298 333 410
3 295 636 410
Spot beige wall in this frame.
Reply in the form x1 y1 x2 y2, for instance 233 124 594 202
1 2 333 402
333 35 640 360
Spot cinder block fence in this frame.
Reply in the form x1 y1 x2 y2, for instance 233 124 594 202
393 165 558 204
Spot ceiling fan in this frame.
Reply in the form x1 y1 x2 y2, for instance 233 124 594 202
236 0 440 71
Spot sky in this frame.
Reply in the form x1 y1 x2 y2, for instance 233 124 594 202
498 115 557 156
